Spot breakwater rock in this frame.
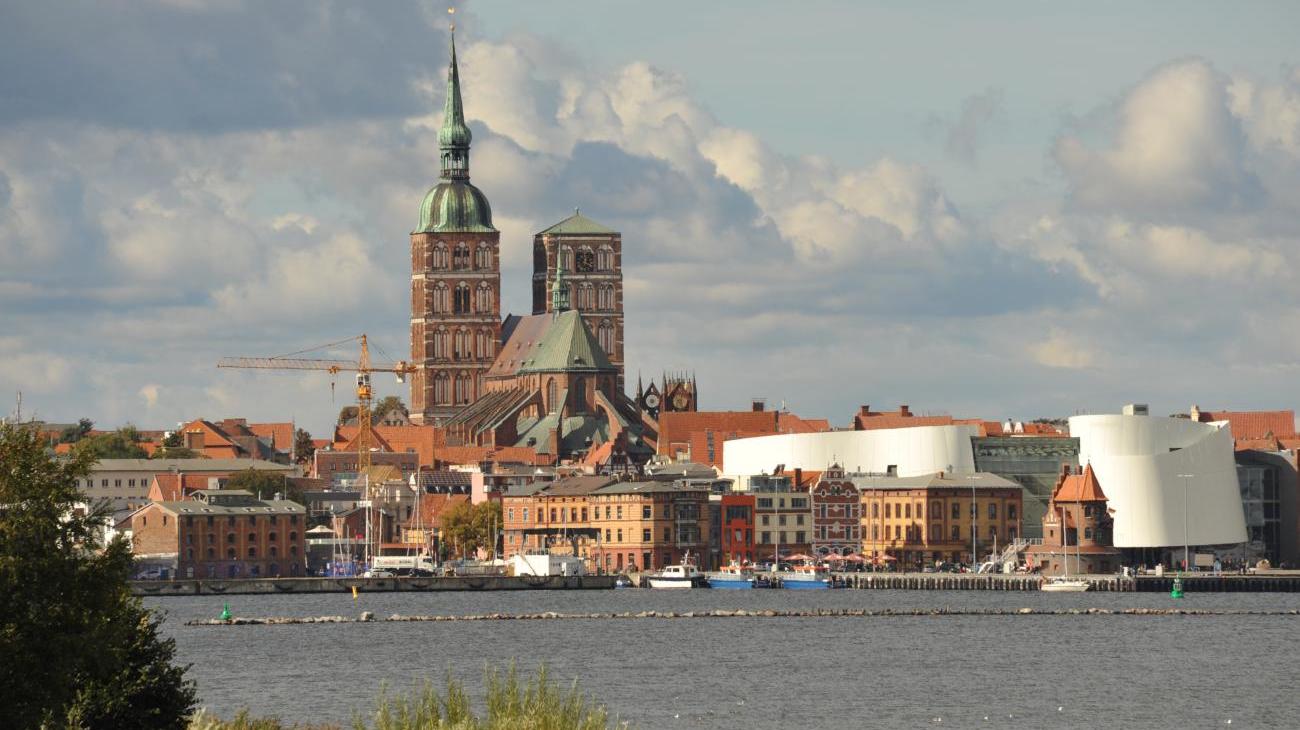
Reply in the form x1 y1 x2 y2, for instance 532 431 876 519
186 606 1300 627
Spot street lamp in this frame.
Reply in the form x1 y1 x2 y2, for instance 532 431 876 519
1177 473 1194 573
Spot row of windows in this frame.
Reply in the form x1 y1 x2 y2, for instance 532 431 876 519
755 497 810 509
758 531 808 545
185 545 300 561
868 501 1017 521
816 525 862 540
868 524 1019 542
509 502 701 524
573 283 618 311
537 245 617 273
816 503 862 519
429 371 477 406
181 531 298 544
425 327 495 361
426 282 494 315
759 514 806 527
144 514 300 528
428 242 493 271
84 477 151 488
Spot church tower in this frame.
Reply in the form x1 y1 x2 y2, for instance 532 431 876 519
532 210 625 388
410 35 501 425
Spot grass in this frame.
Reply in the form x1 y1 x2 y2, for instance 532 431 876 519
189 664 624 730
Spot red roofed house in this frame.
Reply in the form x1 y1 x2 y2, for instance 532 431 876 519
657 404 831 470
179 418 292 463
1190 406 1297 447
1025 464 1120 575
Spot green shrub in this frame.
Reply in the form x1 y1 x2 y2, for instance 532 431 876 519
190 664 623 730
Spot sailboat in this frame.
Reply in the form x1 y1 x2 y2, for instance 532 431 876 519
1042 504 1090 592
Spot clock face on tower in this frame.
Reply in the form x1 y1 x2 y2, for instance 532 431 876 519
644 392 660 409
672 392 689 410
575 250 595 272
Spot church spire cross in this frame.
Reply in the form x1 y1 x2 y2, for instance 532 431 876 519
438 28 472 181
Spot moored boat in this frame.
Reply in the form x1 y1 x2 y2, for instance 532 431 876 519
647 555 708 589
706 562 755 589
1041 577 1091 592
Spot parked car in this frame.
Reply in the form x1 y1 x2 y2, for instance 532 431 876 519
363 569 395 578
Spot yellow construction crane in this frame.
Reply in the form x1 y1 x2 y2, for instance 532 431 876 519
218 334 415 569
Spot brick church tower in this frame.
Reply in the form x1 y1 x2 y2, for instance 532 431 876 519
531 211 624 388
409 35 500 425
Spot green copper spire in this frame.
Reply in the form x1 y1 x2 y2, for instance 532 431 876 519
439 33 472 180
551 247 571 313
415 31 495 233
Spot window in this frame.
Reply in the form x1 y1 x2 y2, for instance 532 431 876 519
101 479 108 487
894 525 901 539
760 531 771 544
247 532 256 542
951 525 960 540
757 498 772 509
663 527 671 541
248 546 257 559
114 479 121 487
523 508 529 522
453 243 470 270
581 508 588 522
605 529 611 542
884 504 891 519
476 283 493 313
598 320 614 355
952 502 960 520
454 282 470 314
1084 527 1094 540
872 503 878 518
475 244 492 270
778 515 787 527
642 506 651 519
795 515 804 526
791 498 808 509
904 504 911 519
227 533 235 544
597 246 613 270
642 529 651 542
226 547 235 559
988 503 998 520
507 508 514 522
617 529 623 542
616 506 622 519
550 508 556 522
1009 505 1017 521
604 506 610 519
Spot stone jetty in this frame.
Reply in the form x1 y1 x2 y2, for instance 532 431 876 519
186 606 1300 627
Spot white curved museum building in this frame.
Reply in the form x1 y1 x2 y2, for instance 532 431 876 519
1068 414 1246 548
722 425 980 479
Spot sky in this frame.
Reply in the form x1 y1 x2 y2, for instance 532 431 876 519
4 1 1300 437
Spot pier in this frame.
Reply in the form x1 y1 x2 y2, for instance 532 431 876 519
131 574 617 596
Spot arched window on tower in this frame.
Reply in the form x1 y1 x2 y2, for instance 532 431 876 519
577 283 595 310
432 328 449 359
547 379 558 414
433 372 451 405
597 245 613 271
598 284 614 310
475 243 491 270
477 328 494 359
454 329 468 360
598 320 614 356
454 282 470 314
561 247 573 271
433 244 449 269
455 372 472 404
453 243 470 270
432 282 449 313
476 283 493 313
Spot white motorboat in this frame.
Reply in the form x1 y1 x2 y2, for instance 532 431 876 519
1041 577 1091 592
647 557 708 589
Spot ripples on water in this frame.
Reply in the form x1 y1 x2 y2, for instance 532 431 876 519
148 590 1300 729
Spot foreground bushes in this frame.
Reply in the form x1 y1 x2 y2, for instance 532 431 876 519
190 664 622 730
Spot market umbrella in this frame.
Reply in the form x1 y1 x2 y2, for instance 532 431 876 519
783 553 816 562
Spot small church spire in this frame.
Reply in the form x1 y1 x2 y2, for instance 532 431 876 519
551 246 571 313
438 27 472 181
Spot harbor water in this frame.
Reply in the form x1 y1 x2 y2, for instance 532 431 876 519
150 590 1300 729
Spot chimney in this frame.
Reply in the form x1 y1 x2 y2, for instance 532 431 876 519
183 430 205 451
752 398 765 412
860 405 871 416
794 467 803 487
900 405 911 417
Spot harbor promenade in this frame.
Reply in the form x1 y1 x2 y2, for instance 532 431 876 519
129 574 617 596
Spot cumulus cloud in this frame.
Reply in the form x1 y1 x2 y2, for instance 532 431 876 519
4 5 1300 431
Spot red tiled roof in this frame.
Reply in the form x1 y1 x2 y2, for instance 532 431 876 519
248 422 294 450
1197 410 1296 441
434 445 547 467
1052 464 1107 503
332 425 446 466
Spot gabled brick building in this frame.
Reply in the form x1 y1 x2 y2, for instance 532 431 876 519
131 490 307 579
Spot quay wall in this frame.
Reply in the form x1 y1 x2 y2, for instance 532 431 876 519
130 574 616 597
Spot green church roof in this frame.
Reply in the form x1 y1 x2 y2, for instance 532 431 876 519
416 182 495 233
538 210 616 236
518 310 616 374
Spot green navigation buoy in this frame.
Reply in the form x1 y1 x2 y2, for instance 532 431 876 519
1170 577 1184 599
219 602 232 621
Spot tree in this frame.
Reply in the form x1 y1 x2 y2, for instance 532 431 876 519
74 426 149 459
224 469 301 503
338 405 359 425
293 428 315 465
161 430 183 447
150 446 203 459
440 501 503 558
58 418 95 444
0 423 195 727
371 395 409 422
